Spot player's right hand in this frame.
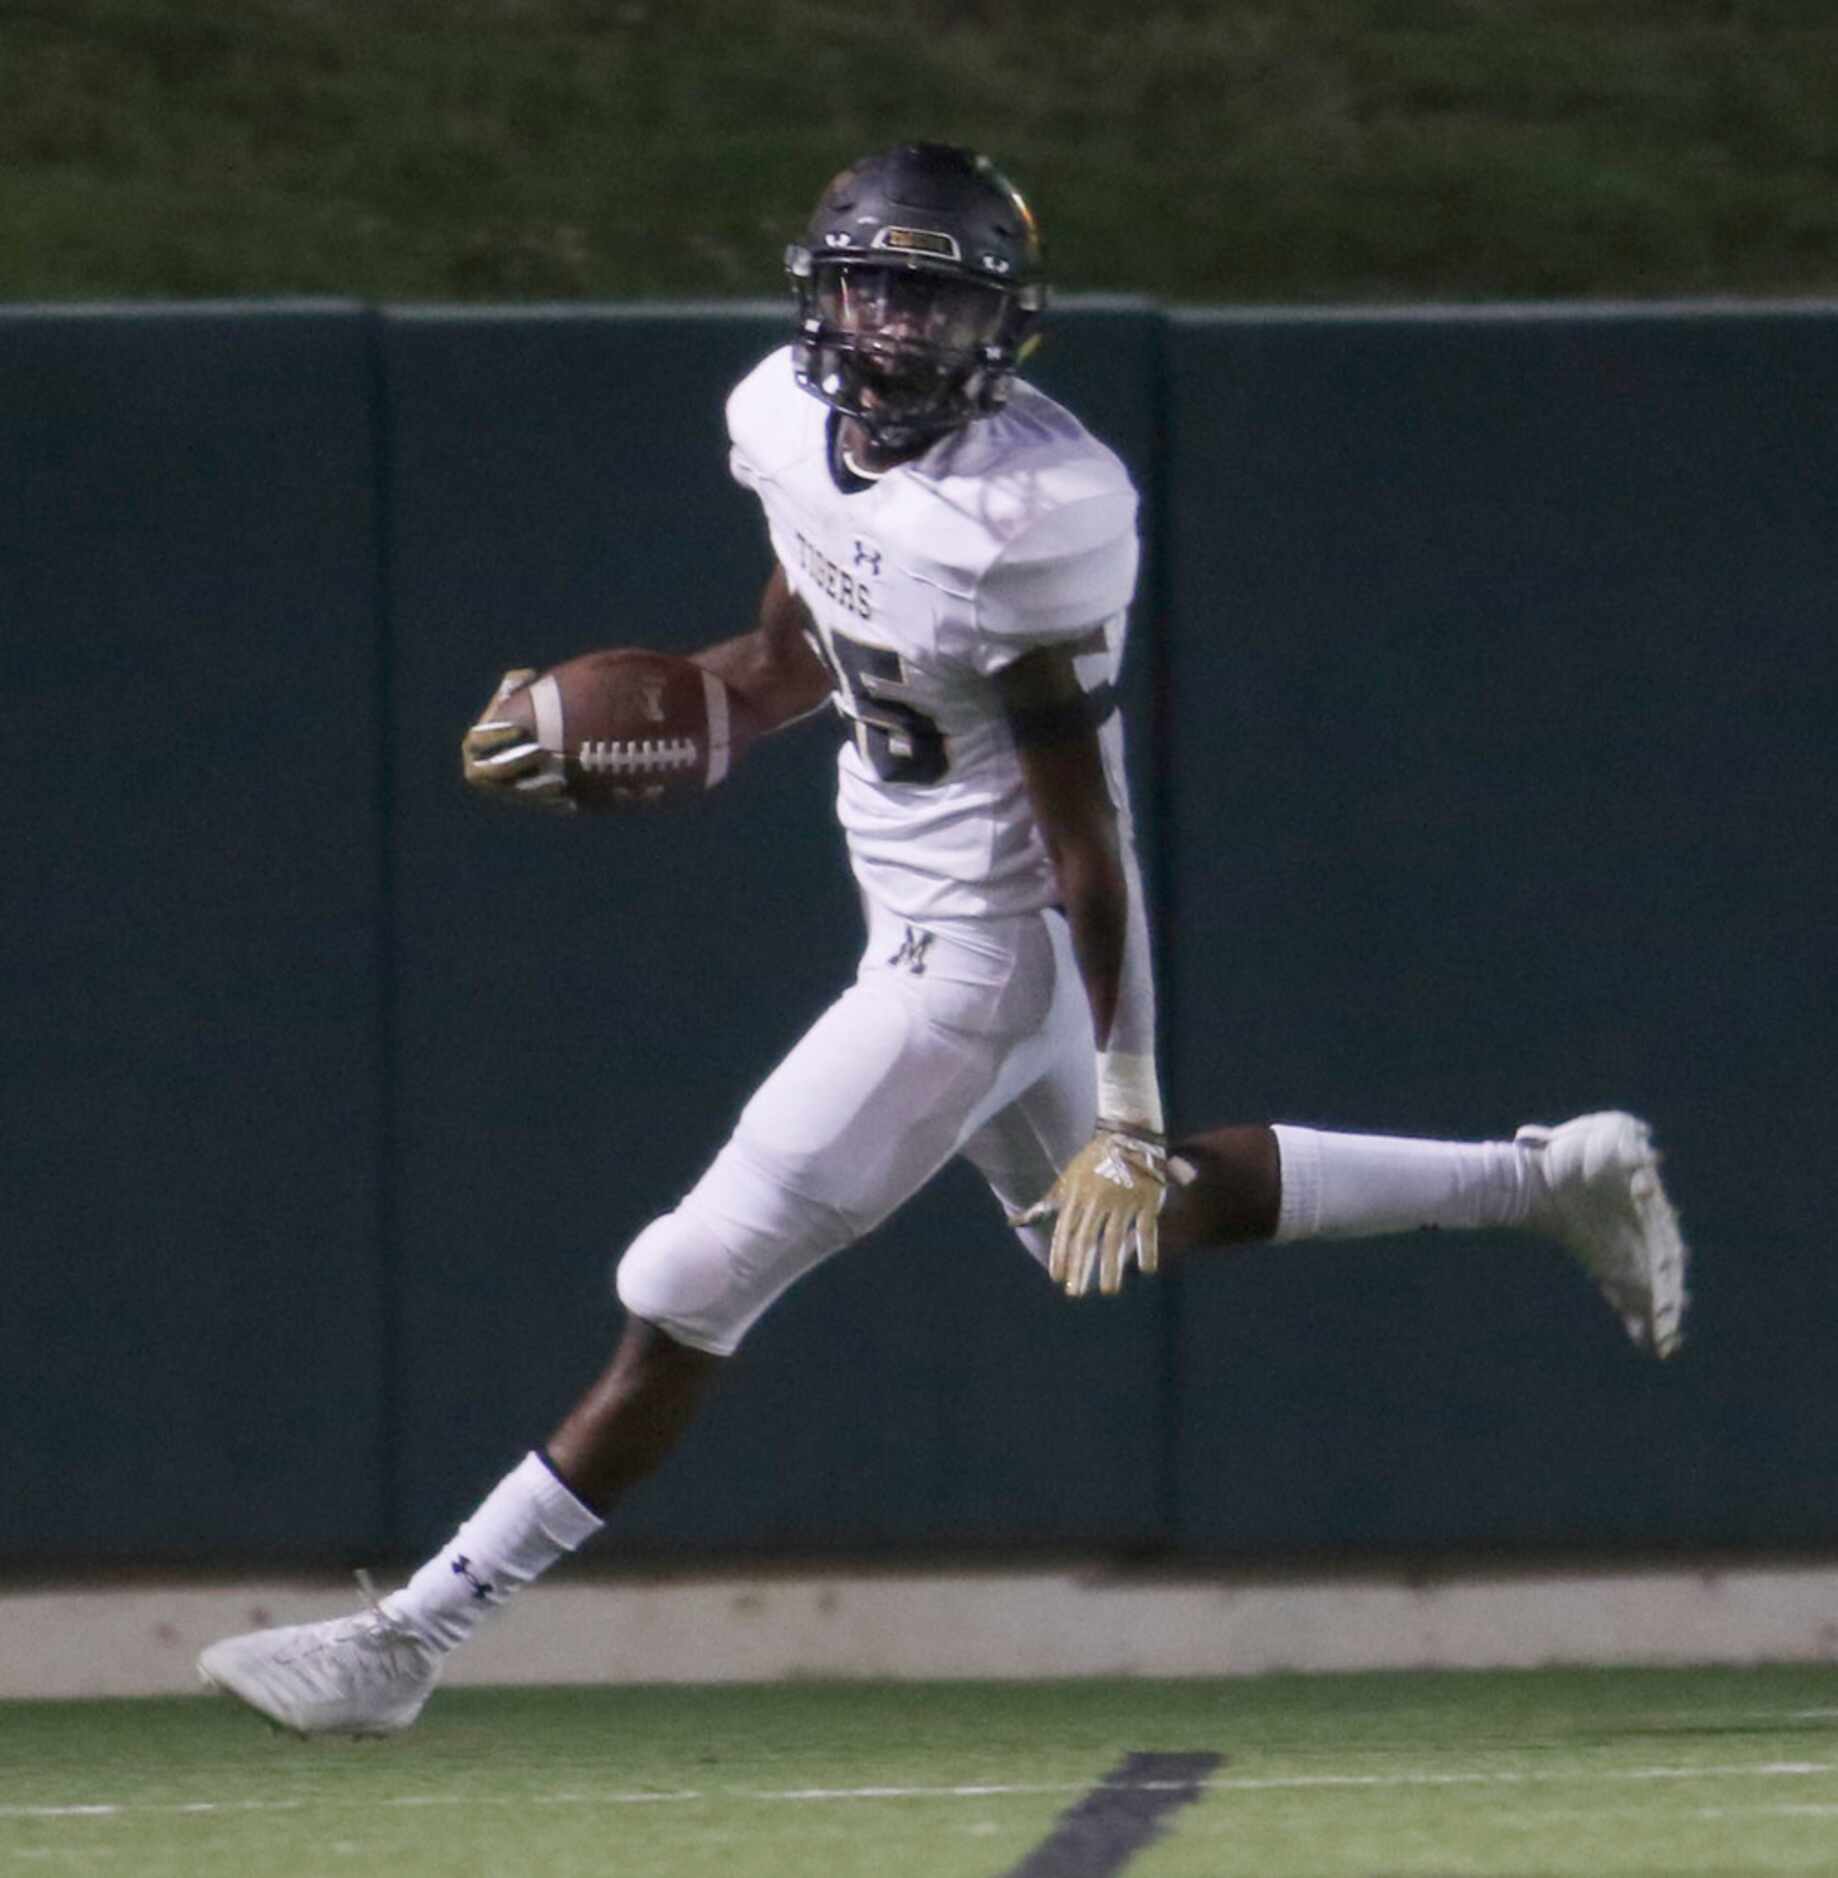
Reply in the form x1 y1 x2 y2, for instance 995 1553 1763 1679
460 668 574 811
1023 1122 1168 1299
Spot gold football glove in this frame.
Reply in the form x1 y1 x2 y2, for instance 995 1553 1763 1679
461 668 574 811
1023 1123 1168 1298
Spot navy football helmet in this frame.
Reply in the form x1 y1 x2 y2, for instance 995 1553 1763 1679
786 142 1047 448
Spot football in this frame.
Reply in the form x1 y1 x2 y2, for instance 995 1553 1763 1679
500 648 747 811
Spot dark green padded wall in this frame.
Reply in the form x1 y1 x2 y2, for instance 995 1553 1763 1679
0 305 387 1558
1163 305 1838 1554
3 298 1830 1565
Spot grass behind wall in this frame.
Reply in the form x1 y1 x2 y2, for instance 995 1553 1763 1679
3 0 1836 305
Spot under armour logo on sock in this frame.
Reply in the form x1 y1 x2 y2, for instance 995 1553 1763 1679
888 925 932 974
450 1554 496 1602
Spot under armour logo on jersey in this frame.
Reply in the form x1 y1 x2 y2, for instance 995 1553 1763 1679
888 925 932 975
450 1554 496 1602
853 539 882 576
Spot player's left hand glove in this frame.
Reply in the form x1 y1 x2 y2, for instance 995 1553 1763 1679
1022 1123 1168 1298
461 668 574 812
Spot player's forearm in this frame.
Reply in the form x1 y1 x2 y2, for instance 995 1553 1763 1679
691 569 830 738
1095 828 1163 1134
1025 774 1165 1136
1002 643 1164 1132
1047 826 1128 1050
690 633 798 740
1048 825 1166 1141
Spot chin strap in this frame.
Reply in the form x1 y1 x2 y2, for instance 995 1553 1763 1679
839 444 891 481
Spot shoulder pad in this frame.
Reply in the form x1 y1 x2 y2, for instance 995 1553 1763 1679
889 390 1137 599
727 347 820 485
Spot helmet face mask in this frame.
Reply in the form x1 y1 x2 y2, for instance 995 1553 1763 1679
787 143 1046 450
804 263 1011 436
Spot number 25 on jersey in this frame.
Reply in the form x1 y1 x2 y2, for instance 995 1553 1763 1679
805 623 948 787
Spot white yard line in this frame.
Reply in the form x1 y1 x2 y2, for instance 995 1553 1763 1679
6 1760 1838 1823
1692 1804 1838 1819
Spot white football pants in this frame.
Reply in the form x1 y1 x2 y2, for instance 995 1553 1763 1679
616 897 1095 1355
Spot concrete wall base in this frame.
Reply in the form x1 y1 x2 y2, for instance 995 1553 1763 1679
7 1558 1837 1702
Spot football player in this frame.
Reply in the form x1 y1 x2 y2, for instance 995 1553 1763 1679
197 142 1688 1736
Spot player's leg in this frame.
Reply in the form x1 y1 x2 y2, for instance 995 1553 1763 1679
954 911 1685 1355
1161 1124 1533 1249
973 1106 1517 1269
959 914 1543 1271
546 1315 721 1509
196 1242 741 1736
959 905 1104 1268
199 907 1053 1734
959 1081 1085 1269
1158 1126 1281 1247
1162 1115 1687 1357
530 906 1089 1580
347 1314 719 1667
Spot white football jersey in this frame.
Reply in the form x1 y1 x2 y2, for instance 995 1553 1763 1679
726 347 1141 922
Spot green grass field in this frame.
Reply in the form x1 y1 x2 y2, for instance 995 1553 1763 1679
7 1668 1838 1876
4 0 1836 303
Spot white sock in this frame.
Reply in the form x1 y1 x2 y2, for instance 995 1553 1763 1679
1271 1124 1537 1243
381 1451 604 1653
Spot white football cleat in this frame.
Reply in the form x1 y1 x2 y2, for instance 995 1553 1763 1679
198 1594 440 1738
1517 1110 1689 1358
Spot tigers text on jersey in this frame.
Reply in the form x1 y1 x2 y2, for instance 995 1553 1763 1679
726 347 1142 923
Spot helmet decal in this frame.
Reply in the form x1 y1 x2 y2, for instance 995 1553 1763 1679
874 227 962 261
